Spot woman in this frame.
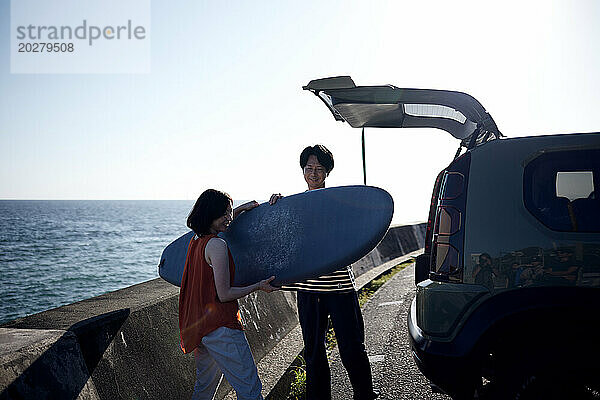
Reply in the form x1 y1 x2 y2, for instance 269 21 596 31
179 189 278 400
270 145 378 400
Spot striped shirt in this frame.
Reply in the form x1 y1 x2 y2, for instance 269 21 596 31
282 266 357 292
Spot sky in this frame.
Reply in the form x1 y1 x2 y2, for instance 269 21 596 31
2 0 600 224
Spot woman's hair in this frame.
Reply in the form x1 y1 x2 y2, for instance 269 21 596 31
299 144 334 173
187 189 232 235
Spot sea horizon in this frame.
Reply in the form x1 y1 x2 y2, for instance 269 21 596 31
0 200 219 324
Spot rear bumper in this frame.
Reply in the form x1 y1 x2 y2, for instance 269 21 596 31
407 298 477 396
408 286 600 396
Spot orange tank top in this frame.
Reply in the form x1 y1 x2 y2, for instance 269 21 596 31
178 234 243 354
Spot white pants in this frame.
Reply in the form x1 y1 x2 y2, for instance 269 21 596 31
192 327 263 400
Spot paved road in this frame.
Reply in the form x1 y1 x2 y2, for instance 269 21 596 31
329 263 450 400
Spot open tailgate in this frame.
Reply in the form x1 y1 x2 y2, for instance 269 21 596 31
303 76 502 148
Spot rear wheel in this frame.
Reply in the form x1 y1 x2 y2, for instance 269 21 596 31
476 313 600 400
481 350 600 400
489 372 599 400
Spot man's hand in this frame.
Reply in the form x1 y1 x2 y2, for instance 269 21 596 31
269 193 283 205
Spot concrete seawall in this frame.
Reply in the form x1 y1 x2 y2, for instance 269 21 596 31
0 223 425 400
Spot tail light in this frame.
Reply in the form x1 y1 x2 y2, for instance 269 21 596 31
424 170 446 256
430 152 470 282
415 170 446 285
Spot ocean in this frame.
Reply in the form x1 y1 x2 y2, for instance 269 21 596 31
0 200 247 325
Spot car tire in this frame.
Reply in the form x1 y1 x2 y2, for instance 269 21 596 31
485 361 599 400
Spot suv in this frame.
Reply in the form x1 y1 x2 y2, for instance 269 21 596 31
303 76 600 399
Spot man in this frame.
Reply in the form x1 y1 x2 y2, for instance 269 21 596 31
270 144 378 400
473 253 494 290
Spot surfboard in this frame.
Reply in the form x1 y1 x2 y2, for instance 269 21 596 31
158 185 394 287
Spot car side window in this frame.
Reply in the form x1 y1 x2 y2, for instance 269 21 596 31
556 171 594 201
524 149 600 233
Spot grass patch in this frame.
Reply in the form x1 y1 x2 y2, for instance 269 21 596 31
280 259 415 399
357 259 414 307
287 356 306 400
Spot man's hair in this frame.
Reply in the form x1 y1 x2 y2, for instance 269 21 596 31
299 144 334 173
187 189 232 236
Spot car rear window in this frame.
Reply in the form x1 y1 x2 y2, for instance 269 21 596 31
524 148 600 233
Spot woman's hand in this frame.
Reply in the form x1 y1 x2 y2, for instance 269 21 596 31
233 201 259 219
208 238 279 302
258 276 279 292
269 193 283 205
239 200 259 211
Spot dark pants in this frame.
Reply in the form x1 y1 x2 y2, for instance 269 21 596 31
297 290 374 400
